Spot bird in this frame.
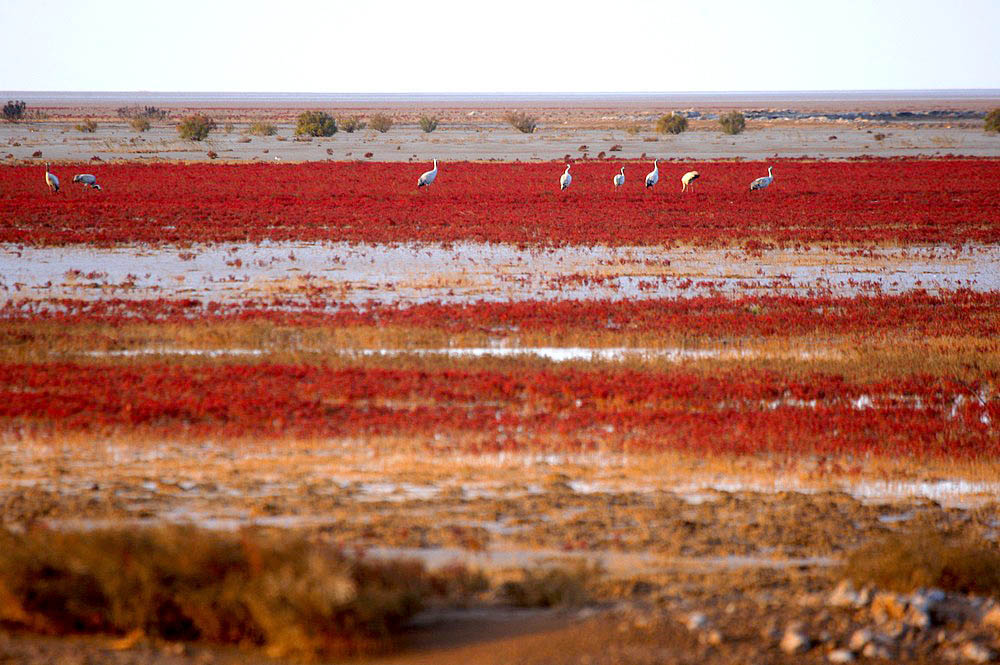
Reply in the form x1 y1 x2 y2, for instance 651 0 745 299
644 160 659 188
72 174 102 190
613 166 625 188
44 163 59 193
681 170 700 192
749 166 774 191
560 164 572 191
417 159 438 188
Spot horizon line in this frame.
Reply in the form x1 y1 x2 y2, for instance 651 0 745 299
4 88 1000 95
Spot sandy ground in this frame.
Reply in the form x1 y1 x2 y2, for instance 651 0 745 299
4 121 999 163
2 442 1000 664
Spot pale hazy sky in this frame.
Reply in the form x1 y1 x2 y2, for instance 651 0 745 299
2 0 998 92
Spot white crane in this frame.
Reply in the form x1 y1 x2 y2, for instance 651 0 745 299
644 160 659 188
417 159 438 188
44 163 59 193
560 164 572 191
73 174 102 190
749 166 774 191
613 166 625 188
681 170 700 192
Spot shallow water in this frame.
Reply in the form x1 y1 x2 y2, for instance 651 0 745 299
3 241 997 307
80 346 838 362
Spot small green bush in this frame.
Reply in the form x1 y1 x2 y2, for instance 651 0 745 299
295 111 337 137
419 115 439 133
719 111 746 135
178 114 216 141
340 115 365 133
248 121 276 136
130 117 151 132
3 100 26 122
656 113 688 135
505 111 537 134
369 113 393 133
75 118 98 133
986 108 1000 133
117 105 168 121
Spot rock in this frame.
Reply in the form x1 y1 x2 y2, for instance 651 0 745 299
829 580 860 607
872 592 907 623
686 612 708 631
780 625 811 654
905 605 932 630
962 642 995 663
982 606 1000 630
828 648 856 663
862 642 892 659
848 628 874 652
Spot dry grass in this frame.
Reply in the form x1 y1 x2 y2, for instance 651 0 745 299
1 319 997 384
0 526 435 659
845 530 1000 595
499 565 597 608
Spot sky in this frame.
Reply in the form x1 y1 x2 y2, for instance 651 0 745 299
2 0 998 93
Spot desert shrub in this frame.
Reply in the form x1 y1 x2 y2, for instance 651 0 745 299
505 111 537 134
609 144 623 151
75 118 98 133
0 527 432 659
117 105 168 121
845 531 1000 595
340 115 365 133
368 113 393 133
178 114 216 141
499 565 595 607
129 117 151 132
719 111 746 135
656 113 688 135
418 115 439 133
986 108 1000 133
295 111 337 137
623 124 641 135
223 122 234 134
3 100 26 122
248 121 277 136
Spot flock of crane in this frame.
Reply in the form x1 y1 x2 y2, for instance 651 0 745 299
43 164 101 192
44 161 776 194
421 159 775 192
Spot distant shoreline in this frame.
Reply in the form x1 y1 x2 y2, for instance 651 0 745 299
3 89 999 110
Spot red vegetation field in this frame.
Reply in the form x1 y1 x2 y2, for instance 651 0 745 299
5 291 1000 337
2 362 996 458
2 159 999 246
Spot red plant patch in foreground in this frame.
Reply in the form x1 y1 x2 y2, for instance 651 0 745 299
2 363 996 459
1 159 998 246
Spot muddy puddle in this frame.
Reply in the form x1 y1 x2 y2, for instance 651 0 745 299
3 241 997 307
